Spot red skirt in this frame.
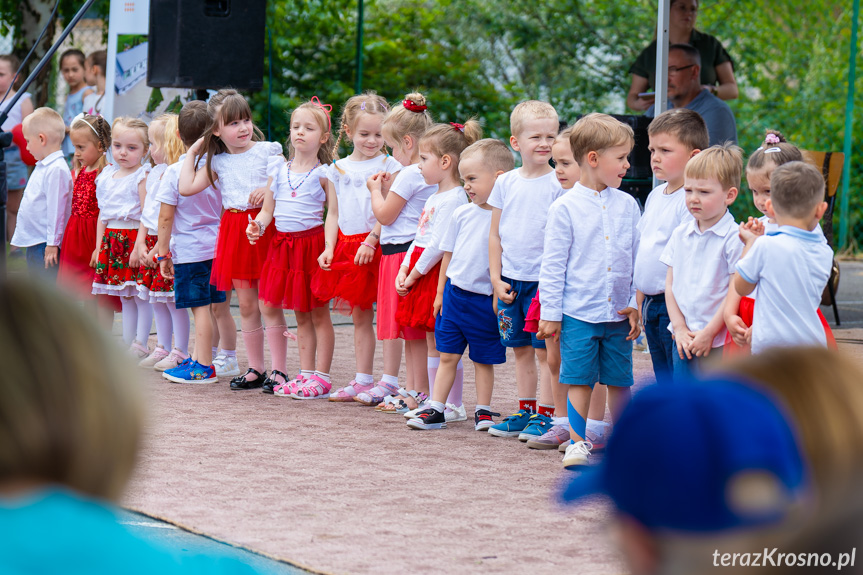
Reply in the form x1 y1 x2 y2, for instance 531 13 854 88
58 214 121 311
211 208 274 291
92 227 140 298
524 289 541 333
394 247 440 332
311 230 380 314
259 226 329 312
377 250 425 341
136 234 174 303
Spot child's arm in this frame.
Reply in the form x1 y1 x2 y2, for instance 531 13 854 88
368 172 406 225
489 206 512 310
723 282 749 346
178 139 212 196
248 176 273 207
318 179 339 270
433 252 452 318
248 186 275 245
536 203 572 343
404 197 461 289
130 179 148 268
733 222 761 297
355 223 381 266
44 170 73 268
688 294 729 357
156 202 176 280
665 266 693 360
91 214 106 268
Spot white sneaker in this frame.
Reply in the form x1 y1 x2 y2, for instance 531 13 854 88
213 354 241 377
562 441 593 469
128 341 149 360
444 403 467 423
154 348 190 372
138 346 169 368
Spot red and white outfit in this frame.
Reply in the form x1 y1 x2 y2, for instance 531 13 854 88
210 141 283 290
136 163 173 303
92 164 148 297
396 186 469 331
378 164 436 340
311 154 402 313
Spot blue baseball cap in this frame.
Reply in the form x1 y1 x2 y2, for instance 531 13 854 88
561 376 808 532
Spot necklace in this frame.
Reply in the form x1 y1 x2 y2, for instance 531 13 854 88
287 159 320 197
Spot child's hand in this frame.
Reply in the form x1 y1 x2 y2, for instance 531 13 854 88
673 328 694 360
493 279 516 305
318 246 334 270
726 314 750 347
688 329 714 358
188 137 205 155
617 307 641 341
433 291 444 318
379 172 393 195
355 244 375 266
402 273 418 292
90 248 99 268
129 246 141 268
145 246 157 269
248 186 267 206
395 268 409 296
738 217 765 245
537 320 561 342
366 172 384 194
246 220 262 245
160 259 175 280
44 246 59 268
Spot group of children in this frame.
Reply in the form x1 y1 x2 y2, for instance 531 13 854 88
10 87 835 470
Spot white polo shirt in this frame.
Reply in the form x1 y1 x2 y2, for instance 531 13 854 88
440 203 494 295
634 183 691 296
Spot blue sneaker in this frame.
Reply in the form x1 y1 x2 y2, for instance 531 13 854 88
163 360 217 384
162 358 193 382
487 409 534 438
517 413 554 442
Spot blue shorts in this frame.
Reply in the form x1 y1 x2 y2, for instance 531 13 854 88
496 276 544 349
5 145 29 191
435 280 506 365
559 315 633 388
174 259 226 309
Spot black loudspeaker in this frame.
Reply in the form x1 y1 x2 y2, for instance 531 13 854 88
148 0 266 90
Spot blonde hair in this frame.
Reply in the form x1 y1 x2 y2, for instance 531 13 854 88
684 142 743 190
382 91 433 155
151 113 184 166
0 277 144 501
510 100 558 137
569 113 634 163
420 119 482 173
199 88 263 185
111 116 150 151
69 113 110 171
770 161 825 219
289 99 334 166
746 130 804 175
23 107 66 144
460 138 515 174
334 91 389 157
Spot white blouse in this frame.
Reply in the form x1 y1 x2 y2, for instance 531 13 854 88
271 158 328 233
327 155 403 235
140 163 168 232
211 141 284 211
95 163 148 223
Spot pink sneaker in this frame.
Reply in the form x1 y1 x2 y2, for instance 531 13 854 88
355 381 400 406
138 346 169 368
291 374 332 399
328 380 374 402
274 374 305 397
129 341 149 360
154 348 190 372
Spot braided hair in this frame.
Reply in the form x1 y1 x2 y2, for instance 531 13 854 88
69 114 111 172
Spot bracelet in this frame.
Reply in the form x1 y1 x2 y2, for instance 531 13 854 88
360 241 375 250
154 252 172 263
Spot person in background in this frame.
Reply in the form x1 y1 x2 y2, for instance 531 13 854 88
59 49 94 160
82 49 107 118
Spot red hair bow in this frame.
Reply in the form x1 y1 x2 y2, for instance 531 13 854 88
450 122 465 133
403 99 427 113
310 96 332 130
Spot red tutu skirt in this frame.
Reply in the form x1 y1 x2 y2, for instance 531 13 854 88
58 214 121 311
136 234 174 303
92 227 140 298
524 289 541 333
377 250 425 341
311 230 380 314
394 247 440 332
259 226 329 312
211 208 274 291
723 296 837 357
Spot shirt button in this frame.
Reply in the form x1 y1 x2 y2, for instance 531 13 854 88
607 267 611 271
605 236 609 240
607 297 611 302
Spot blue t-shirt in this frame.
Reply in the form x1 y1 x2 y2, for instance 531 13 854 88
646 88 738 146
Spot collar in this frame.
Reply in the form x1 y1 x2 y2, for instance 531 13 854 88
767 225 823 243
684 209 735 237
573 181 611 198
37 150 65 166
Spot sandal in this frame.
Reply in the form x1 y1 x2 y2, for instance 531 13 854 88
354 381 400 406
393 390 429 414
274 373 305 397
375 388 407 411
261 370 289 395
290 374 332 400
329 380 375 403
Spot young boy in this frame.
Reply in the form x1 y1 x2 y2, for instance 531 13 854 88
538 113 641 469
662 144 744 374
407 139 514 431
10 107 72 280
488 100 564 437
734 161 834 354
634 108 707 381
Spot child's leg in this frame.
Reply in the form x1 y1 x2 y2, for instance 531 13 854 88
261 303 287 382
403 341 414 391
513 345 538 413
606 385 631 423
430 352 462 404
169 302 191 355
405 338 429 394
536 347 554 416
475 363 495 407
381 339 403 384
152 302 173 350
234 283 263 378
567 385 593 442
295 310 315 373
211 298 237 351
352 307 376 378
546 339 567 418
191 305 213 366
120 296 138 346
427 332 439 397
96 298 115 331
588 384 607 421
135 299 153 347
311 305 334 375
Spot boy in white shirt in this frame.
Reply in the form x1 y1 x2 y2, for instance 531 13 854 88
488 100 564 437
734 161 833 354
662 144 744 375
10 108 72 280
635 108 707 382
538 113 641 469
407 139 513 431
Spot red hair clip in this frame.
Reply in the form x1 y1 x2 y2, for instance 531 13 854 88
403 99 427 113
450 122 465 133
310 96 332 130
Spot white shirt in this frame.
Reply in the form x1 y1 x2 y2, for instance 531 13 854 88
155 155 222 264
95 163 148 223
10 150 72 247
403 186 469 275
381 164 437 245
210 141 283 211
271 159 328 233
488 169 564 281
440 203 495 295
634 183 692 295
140 163 168 232
1 92 30 132
539 183 640 323
736 226 833 354
328 155 402 235
661 210 742 347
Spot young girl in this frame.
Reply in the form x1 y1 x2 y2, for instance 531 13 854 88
311 92 401 402
91 117 151 355
724 130 836 355
59 49 93 159
0 54 34 252
179 89 282 387
135 114 191 370
389 121 480 416
362 92 436 411
82 49 106 117
246 98 335 398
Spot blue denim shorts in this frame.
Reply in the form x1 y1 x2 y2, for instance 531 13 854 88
496 276 545 349
173 259 226 309
5 145 29 191
436 280 506 365
559 315 633 387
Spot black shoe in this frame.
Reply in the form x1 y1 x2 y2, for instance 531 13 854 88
230 368 267 390
406 408 447 430
474 409 501 431
261 369 288 394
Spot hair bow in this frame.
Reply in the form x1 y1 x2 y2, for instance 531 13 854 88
70 112 99 138
765 133 781 145
764 147 782 154
403 99 427 113
310 96 332 130
450 122 465 133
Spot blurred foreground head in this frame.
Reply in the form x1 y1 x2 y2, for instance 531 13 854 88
0 277 144 501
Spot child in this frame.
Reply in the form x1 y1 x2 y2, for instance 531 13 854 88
10 107 72 278
662 144 744 374
312 93 401 401
488 100 563 438
634 108 707 380
0 53 34 251
82 49 106 117
538 113 641 469
247 98 335 398
734 161 834 354
406 138 511 430
363 92 437 410
91 117 151 356
179 89 281 384
135 114 191 371
157 101 226 382
391 120 480 418
59 49 94 159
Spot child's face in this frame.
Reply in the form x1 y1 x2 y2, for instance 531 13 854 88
147 124 166 165
290 108 327 157
648 132 694 186
747 167 775 219
511 118 558 168
684 177 737 228
458 156 498 205
346 113 384 159
418 146 447 186
111 126 147 170
552 139 580 189
591 143 632 189
60 56 86 89
83 59 98 86
71 128 103 168
384 131 413 166
0 60 14 94
213 115 253 151
22 123 51 161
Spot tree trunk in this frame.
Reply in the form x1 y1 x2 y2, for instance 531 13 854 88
15 0 59 108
